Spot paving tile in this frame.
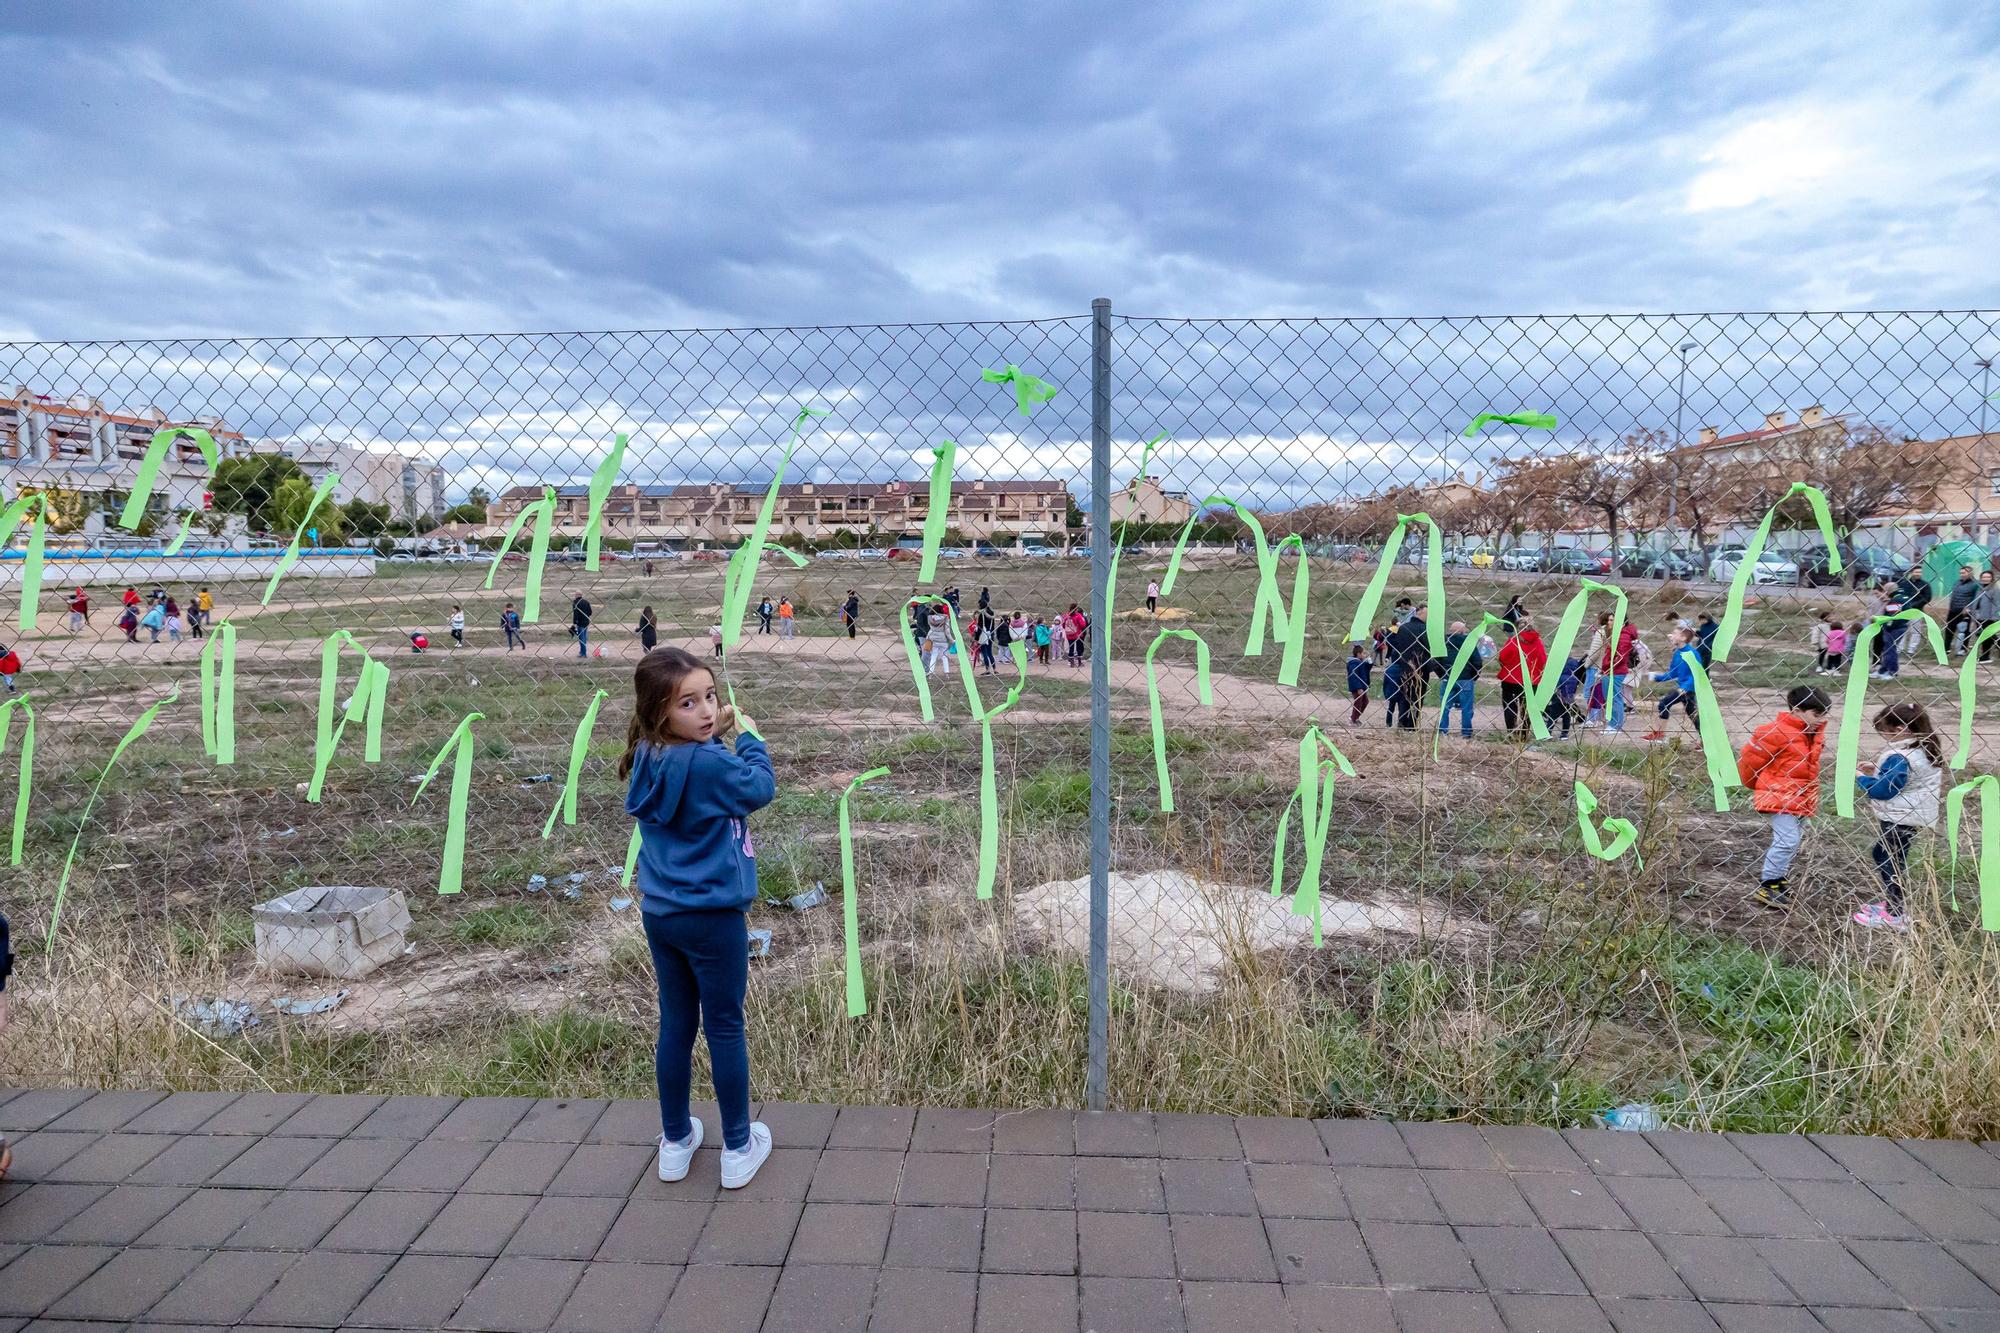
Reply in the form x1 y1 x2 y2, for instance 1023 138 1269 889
42 1245 206 1321
1878 1182 2000 1243
757 1101 838 1151
1726 1132 1851 1181
1074 1111 1158 1157
40 1088 167 1134
809 1149 904 1203
660 1263 777 1333
973 1272 1076 1333
449 1255 586 1331
1235 1115 1327 1163
1564 1130 1676 1177
1783 1180 1927 1239
1704 1304 1826 1333
504 1195 625 1260
1079 1209 1177 1278
1641 1133 1761 1180
292 1133 416 1190
1250 1162 1347 1218
1427 1169 1537 1226
411 1190 538 1255
1520 1173 1638 1231
41 1131 178 1183
271 1092 385 1137
1650 1232 1796 1304
1808 1312 1930 1332
899 1150 988 1206
912 1106 995 1153
134 1186 275 1248
1074 1155 1163 1212
320 1187 452 1251
507 1097 608 1143
1391 1288 1507 1332
1595 1297 1725 1331
244 1248 398 1327
124 1132 257 1186
762 1262 877 1332
1903 1139 2000 1190
586 1098 667 1146
885 1204 985 1269
352 1093 459 1139
430 1094 536 1141
0 1182 106 1241
869 1267 977 1333
1554 1229 1692 1299
1401 1121 1502 1170
1808 1135 1942 1184
1173 1212 1279 1282
0 1130 97 1179
349 1252 494 1328
207 1133 337 1188
464 1139 579 1194
1338 1164 1443 1222
1752 1237 1901 1307
227 1188 364 1250
1182 1279 1288 1332
596 1198 712 1264
691 1198 802 1265
1601 1177 1730 1235
1461 1224 1588 1295
547 1143 650 1197
549 1260 678 1332
378 1136 497 1191
1265 1216 1376 1285
985 1154 1072 1209
1079 1275 1186 1333
828 1104 916 1151
1163 1158 1256 1214
1485 1125 1588 1174
1287 1283 1398 1333
789 1202 893 1265
1154 1112 1243 1160
1319 1117 1416 1166
51 1183 192 1244
144 1249 299 1324
194 1091 315 1134
992 1107 1075 1155
1495 1293 1617 1332
1849 1239 2000 1310
1688 1177 1827 1237
1359 1220 1478 1290
121 1090 242 1134
981 1207 1077 1274
0 1087 93 1132
0 1243 116 1317
713 1146 819 1203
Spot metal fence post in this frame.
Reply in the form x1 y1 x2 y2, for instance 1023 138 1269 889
1087 297 1113 1111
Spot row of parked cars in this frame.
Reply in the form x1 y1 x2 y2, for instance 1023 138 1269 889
1411 542 1918 586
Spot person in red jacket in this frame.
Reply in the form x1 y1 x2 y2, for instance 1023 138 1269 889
1601 621 1638 733
0 644 20 694
1495 618 1548 738
1738 685 1831 910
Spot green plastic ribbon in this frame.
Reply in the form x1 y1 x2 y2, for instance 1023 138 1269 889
583 432 629 572
260 470 341 606
47 684 179 947
897 594 945 722
1462 411 1558 437
197 620 238 765
1952 622 2000 769
1271 725 1356 946
0 695 32 866
1683 654 1741 812
483 484 556 623
1432 614 1512 759
1163 495 1296 658
1526 577 1627 740
0 492 48 631
1835 610 1948 818
953 634 1030 900
412 711 483 895
840 766 892 1016
543 689 609 838
307 630 388 802
1575 779 1641 863
1345 512 1447 659
1145 628 1213 811
119 427 219 530
1106 431 1170 624
1273 534 1311 687
161 511 199 557
919 440 956 583
1712 482 1842 662
721 407 825 650
622 822 642 889
1947 775 2000 928
981 364 1058 415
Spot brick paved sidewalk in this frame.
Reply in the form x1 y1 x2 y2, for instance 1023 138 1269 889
7 1087 2000 1331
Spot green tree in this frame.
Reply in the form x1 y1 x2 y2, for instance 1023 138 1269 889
271 476 345 542
441 500 488 525
211 454 307 532
342 499 393 537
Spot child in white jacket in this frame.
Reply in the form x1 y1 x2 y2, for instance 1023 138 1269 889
1851 701 1944 931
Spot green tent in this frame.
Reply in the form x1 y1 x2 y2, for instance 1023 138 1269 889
1921 539 1991 597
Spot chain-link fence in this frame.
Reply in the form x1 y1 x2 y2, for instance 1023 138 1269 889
5 306 2000 1135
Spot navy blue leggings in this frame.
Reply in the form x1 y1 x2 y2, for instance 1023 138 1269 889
642 908 752 1151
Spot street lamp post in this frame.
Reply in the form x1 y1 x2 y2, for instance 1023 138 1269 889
1669 340 1699 545
1977 357 1994 545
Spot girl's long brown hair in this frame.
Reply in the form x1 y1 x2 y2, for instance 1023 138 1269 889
1874 700 1944 765
619 646 711 778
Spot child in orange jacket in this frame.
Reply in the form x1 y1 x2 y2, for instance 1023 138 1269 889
1738 685 1831 911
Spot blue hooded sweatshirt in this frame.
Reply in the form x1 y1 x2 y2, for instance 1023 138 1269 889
625 734 776 916
1653 644 1702 693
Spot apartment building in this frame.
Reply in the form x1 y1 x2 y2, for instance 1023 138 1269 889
2 387 247 512
1108 475 1195 525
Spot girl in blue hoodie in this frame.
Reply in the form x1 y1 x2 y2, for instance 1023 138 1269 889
621 647 777 1190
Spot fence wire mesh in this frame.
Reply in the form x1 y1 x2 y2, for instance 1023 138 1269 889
4 308 2000 1134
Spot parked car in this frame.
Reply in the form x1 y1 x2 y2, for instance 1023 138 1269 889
1543 548 1598 575
1616 547 1697 580
1709 546 1799 585
1020 544 1058 559
974 542 1000 558
1584 548 1614 574
1498 548 1543 572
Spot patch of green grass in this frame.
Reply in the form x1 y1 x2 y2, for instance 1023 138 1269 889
451 1008 656 1096
1013 764 1092 821
451 902 568 949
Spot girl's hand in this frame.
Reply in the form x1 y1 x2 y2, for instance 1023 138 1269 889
715 705 736 735
1859 762 1875 775
732 709 760 737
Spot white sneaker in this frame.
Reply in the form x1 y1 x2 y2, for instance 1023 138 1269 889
657 1119 702 1182
720 1121 773 1189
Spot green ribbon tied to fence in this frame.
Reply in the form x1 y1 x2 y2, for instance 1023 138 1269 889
1683 654 1742 812
981 364 1058 416
0 492 48 632
1953 622 2000 769
1526 578 1626 741
1574 779 1641 864
840 766 892 1016
48 684 179 948
1164 495 1302 665
1835 610 1947 818
582 432 629 572
412 711 484 896
919 440 957 583
1272 725 1356 946
1462 411 1558 437
261 471 343 606
721 407 827 652
1346 512 1447 660
484 484 556 623
622 822 642 890
1145 628 1213 812
119 427 220 530
543 689 609 838
1106 432 1170 624
198 620 238 766
959 636 1031 900
721 545 808 743
1432 614 1513 759
308 630 389 802
1711 482 1842 663
1947 775 2000 929
0 694 33 867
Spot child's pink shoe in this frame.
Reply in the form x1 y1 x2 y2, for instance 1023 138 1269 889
1851 902 1908 932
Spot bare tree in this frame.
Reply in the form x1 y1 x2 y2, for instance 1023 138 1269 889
1542 429 1666 552
1735 420 1967 537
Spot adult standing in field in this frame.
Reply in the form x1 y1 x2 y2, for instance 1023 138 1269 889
1599 619 1638 733
1875 570 1932 680
1434 620 1481 739
572 593 594 658
1147 578 1161 613
757 596 774 634
1501 594 1526 629
185 589 205 640
778 596 795 640
1387 609 1430 730
502 603 525 650
977 587 991 614
843 590 860 639
1947 565 1980 656
1973 570 2000 663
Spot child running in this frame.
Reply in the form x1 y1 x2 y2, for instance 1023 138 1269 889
1851 701 1944 932
621 646 777 1188
450 605 466 647
1739 686 1831 911
1347 643 1372 725
1642 628 1702 742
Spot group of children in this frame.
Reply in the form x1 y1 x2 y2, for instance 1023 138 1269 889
904 591 1089 674
107 586 215 645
